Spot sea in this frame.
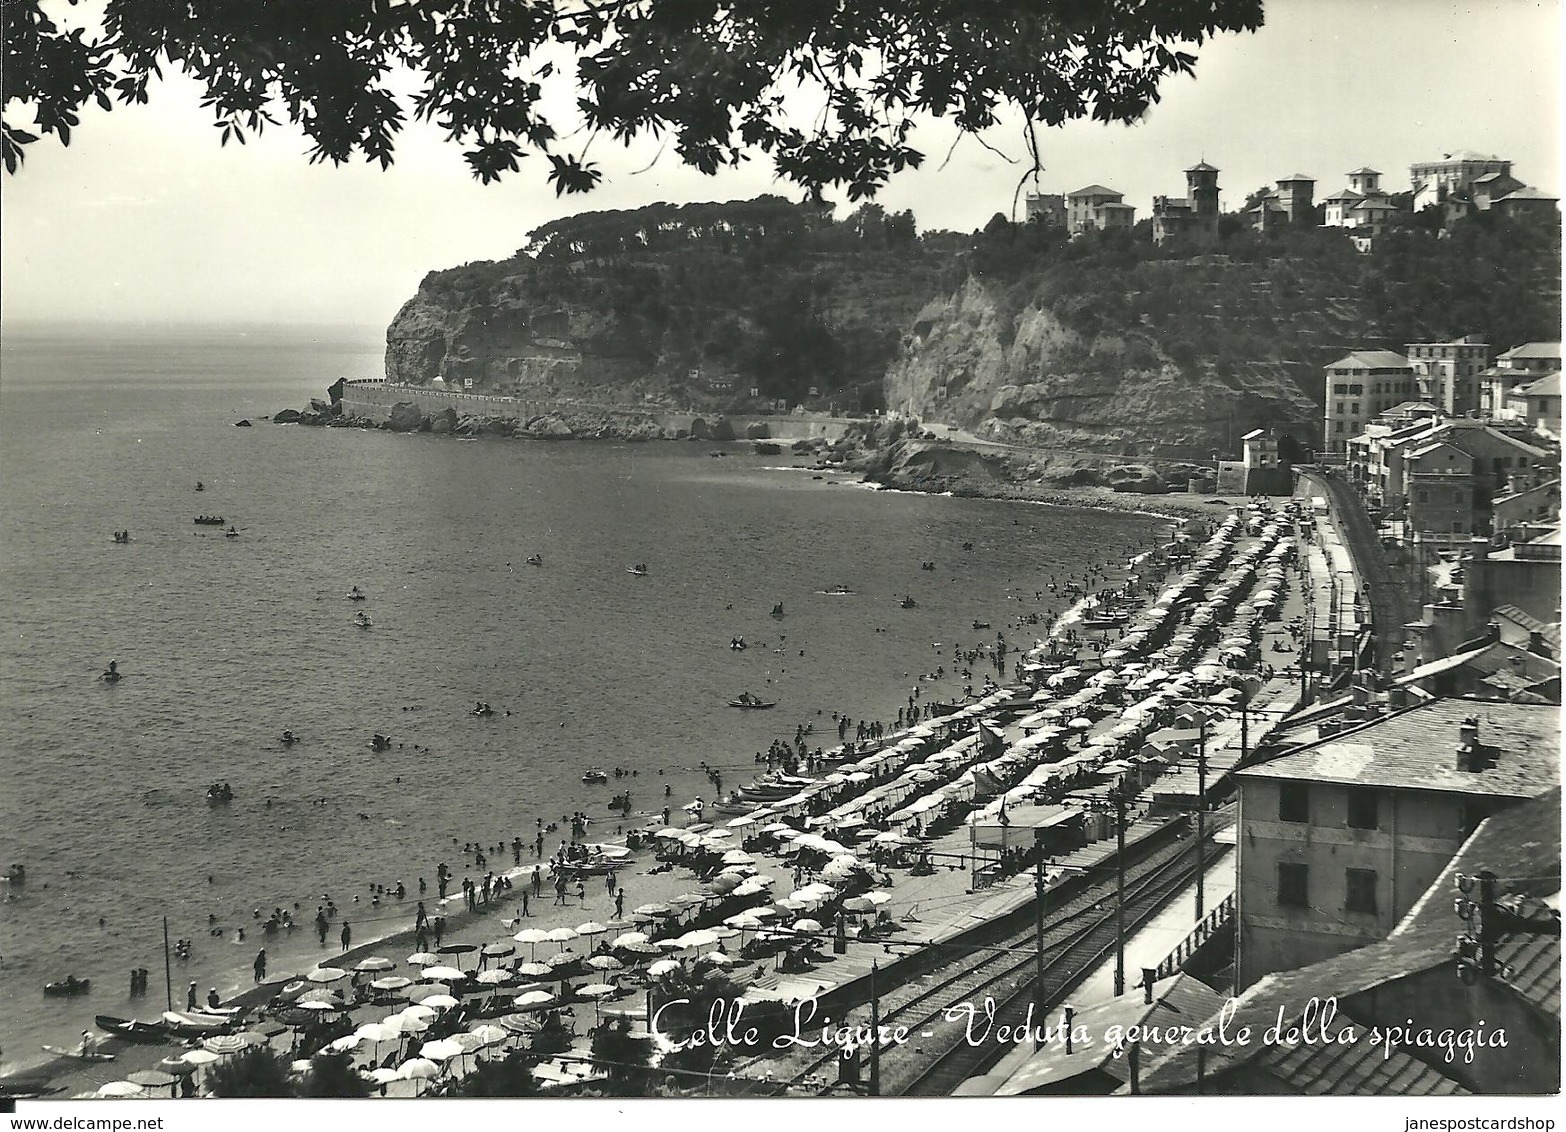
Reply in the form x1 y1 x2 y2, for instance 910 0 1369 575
0 322 1166 1070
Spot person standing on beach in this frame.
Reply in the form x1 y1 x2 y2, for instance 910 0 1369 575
614 890 625 919
340 921 351 952
520 889 529 917
187 981 198 1010
253 948 267 983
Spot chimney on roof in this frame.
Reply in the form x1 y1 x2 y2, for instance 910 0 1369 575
1456 716 1482 772
1528 630 1548 656
1388 684 1409 709
1142 968 1157 1005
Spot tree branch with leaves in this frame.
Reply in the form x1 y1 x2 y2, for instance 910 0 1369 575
4 0 1262 193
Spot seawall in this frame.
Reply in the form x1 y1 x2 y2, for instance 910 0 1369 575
338 380 858 440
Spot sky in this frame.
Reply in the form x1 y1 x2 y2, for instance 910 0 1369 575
1 0 1560 330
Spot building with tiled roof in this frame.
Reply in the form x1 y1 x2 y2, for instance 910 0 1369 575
1065 185 1133 235
1233 698 1558 988
1491 186 1560 223
1323 351 1418 454
1132 789 1560 1095
1411 152 1514 212
1407 333 1490 416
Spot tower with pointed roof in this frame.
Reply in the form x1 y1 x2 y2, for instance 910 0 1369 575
1186 161 1220 221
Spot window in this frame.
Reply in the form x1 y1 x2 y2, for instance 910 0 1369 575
1345 868 1378 914
1335 421 1344 433
1452 521 1466 532
1277 862 1308 908
1278 782 1309 823
1349 384 1364 395
1335 402 1343 416
1346 789 1378 829
1417 490 1430 504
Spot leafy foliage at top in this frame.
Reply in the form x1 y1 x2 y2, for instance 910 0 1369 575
4 0 1263 191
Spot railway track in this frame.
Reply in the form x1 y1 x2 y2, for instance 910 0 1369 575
749 822 1223 1094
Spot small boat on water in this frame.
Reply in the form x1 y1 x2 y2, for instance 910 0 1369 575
581 769 609 785
42 977 90 997
627 564 649 576
195 482 205 492
41 1045 114 1062
206 783 234 804
347 587 367 601
728 692 776 710
526 554 543 567
770 603 785 619
224 526 239 538
96 1014 169 1044
160 1011 240 1037
280 730 299 747
816 585 856 596
354 611 373 628
900 596 918 609
194 516 225 525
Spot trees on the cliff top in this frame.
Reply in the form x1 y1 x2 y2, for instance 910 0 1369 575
4 0 1263 196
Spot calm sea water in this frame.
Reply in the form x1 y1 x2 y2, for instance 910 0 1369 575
0 323 1164 1066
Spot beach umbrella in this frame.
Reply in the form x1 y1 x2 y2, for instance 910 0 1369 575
326 1034 364 1054
726 815 755 828
420 994 461 1010
695 951 735 967
611 931 648 948
203 1034 250 1056
514 990 555 1009
618 940 660 957
126 1069 177 1097
365 1067 402 1087
516 961 553 978
585 955 624 972
513 928 550 945
181 1048 222 1067
371 975 412 991
655 938 685 952
792 918 824 934
97 1081 145 1097
704 828 734 840
841 896 877 914
721 849 755 865
545 927 578 944
404 1002 440 1018
383 1012 429 1035
420 965 466 982
646 958 683 977
546 951 580 969
305 966 349 984
634 902 672 917
760 823 795 835
407 983 452 1002
406 952 440 966
420 1038 466 1063
468 1024 507 1048
296 999 342 1013
724 913 764 930
576 921 609 937
398 1058 441 1085
298 987 344 1005
577 983 616 998
438 943 477 956
481 942 515 959
449 1031 487 1054
670 892 708 907
495 1013 538 1037
155 1057 198 1077
355 1022 400 1044
1068 717 1093 730
676 928 719 950
354 957 396 973
380 1008 425 1033
475 969 513 986
709 873 745 895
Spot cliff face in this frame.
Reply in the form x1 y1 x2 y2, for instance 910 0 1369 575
382 197 1559 457
886 277 1318 458
384 290 647 399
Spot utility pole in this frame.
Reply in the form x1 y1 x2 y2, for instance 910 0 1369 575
1196 722 1208 920
1034 830 1047 1047
869 961 881 1096
162 916 174 1012
1114 789 1127 997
